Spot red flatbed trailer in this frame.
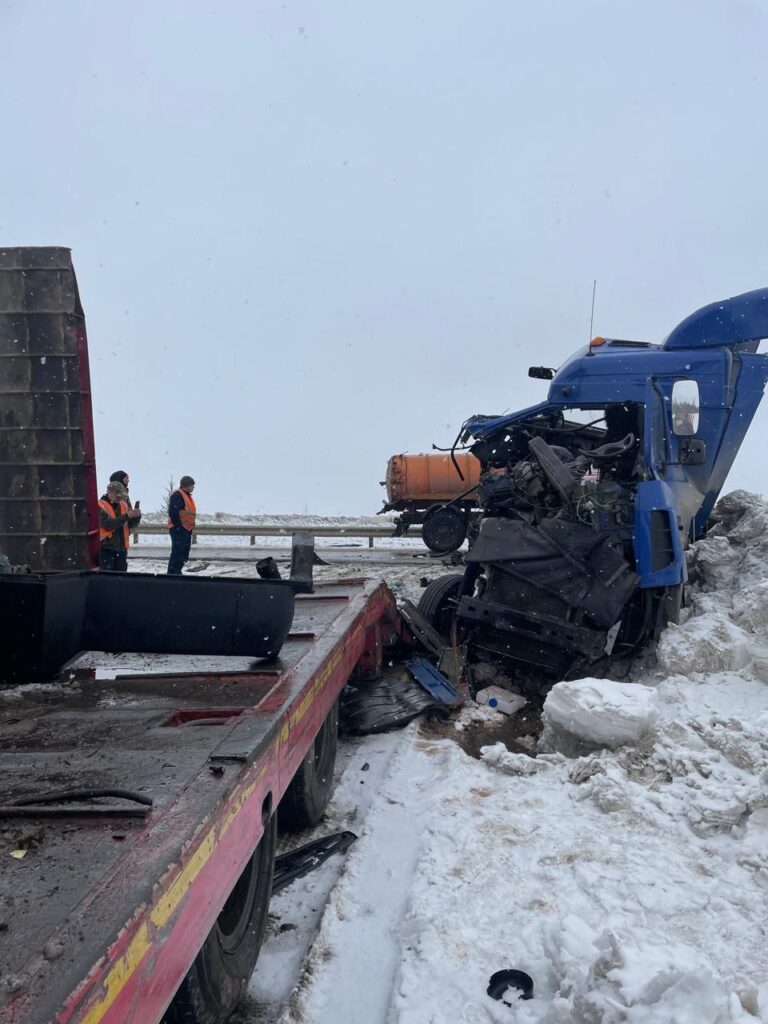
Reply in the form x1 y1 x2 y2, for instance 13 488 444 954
0 578 396 1024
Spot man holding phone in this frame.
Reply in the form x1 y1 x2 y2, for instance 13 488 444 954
109 470 141 539
98 480 141 571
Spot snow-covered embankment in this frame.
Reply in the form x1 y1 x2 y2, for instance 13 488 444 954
282 491 768 1024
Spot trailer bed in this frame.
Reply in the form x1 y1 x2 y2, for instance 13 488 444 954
0 578 395 1024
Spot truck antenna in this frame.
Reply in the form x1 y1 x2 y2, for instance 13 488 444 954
589 279 597 344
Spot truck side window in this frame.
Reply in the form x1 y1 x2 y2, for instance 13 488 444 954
671 379 700 435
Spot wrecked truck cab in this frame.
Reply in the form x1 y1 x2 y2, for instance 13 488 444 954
421 288 768 685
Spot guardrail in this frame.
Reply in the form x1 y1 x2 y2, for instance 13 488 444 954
133 522 421 549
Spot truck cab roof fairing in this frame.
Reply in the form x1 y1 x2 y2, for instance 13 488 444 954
663 287 768 352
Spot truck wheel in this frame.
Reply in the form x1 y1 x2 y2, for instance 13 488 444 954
164 812 277 1024
418 573 463 638
278 700 338 832
422 507 467 553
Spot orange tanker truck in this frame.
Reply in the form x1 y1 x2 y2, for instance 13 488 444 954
378 452 481 553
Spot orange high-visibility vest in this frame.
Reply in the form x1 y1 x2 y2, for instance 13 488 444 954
98 499 130 547
168 488 197 531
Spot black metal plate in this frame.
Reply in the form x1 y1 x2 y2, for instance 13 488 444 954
0 571 298 683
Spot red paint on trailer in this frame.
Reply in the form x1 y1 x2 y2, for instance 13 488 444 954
35 582 398 1024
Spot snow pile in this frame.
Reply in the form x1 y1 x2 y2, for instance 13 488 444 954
277 491 768 1024
658 488 768 682
481 741 559 775
541 677 658 752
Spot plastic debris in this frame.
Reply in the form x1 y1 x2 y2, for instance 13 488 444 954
475 686 527 715
405 657 460 704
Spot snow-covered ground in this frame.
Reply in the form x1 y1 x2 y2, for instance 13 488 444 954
240 491 768 1023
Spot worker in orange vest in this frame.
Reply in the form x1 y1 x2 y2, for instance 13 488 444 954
167 475 197 574
98 481 141 572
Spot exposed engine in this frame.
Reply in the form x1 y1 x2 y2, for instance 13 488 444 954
454 404 649 682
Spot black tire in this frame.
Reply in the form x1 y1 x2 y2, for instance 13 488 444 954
422 507 467 554
278 700 338 832
164 812 277 1024
418 573 463 637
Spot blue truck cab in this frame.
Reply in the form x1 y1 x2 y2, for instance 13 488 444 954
420 290 768 682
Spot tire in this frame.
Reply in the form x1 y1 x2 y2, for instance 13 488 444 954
417 573 463 637
278 700 339 832
164 812 277 1024
422 507 467 554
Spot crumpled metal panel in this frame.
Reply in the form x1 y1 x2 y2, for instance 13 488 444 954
0 247 98 569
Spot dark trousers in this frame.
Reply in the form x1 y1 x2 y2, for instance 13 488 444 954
168 527 192 574
99 547 128 572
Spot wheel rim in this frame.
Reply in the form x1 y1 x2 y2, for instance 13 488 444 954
424 509 466 552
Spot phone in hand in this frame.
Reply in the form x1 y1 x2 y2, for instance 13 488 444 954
134 500 141 510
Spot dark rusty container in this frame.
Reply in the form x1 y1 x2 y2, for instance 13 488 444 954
0 247 98 570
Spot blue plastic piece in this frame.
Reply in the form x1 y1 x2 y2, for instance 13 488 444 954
405 657 458 705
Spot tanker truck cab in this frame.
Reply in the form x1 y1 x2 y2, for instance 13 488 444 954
421 289 768 683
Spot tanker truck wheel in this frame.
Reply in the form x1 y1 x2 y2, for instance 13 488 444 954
422 507 467 553
164 810 277 1024
418 573 464 638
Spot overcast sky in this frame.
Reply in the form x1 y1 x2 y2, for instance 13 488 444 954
2 0 768 514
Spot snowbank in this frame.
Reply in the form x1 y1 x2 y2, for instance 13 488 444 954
541 677 658 752
278 491 768 1024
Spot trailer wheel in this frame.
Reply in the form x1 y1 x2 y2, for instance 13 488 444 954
164 811 277 1024
278 699 338 832
418 573 463 638
422 507 468 553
